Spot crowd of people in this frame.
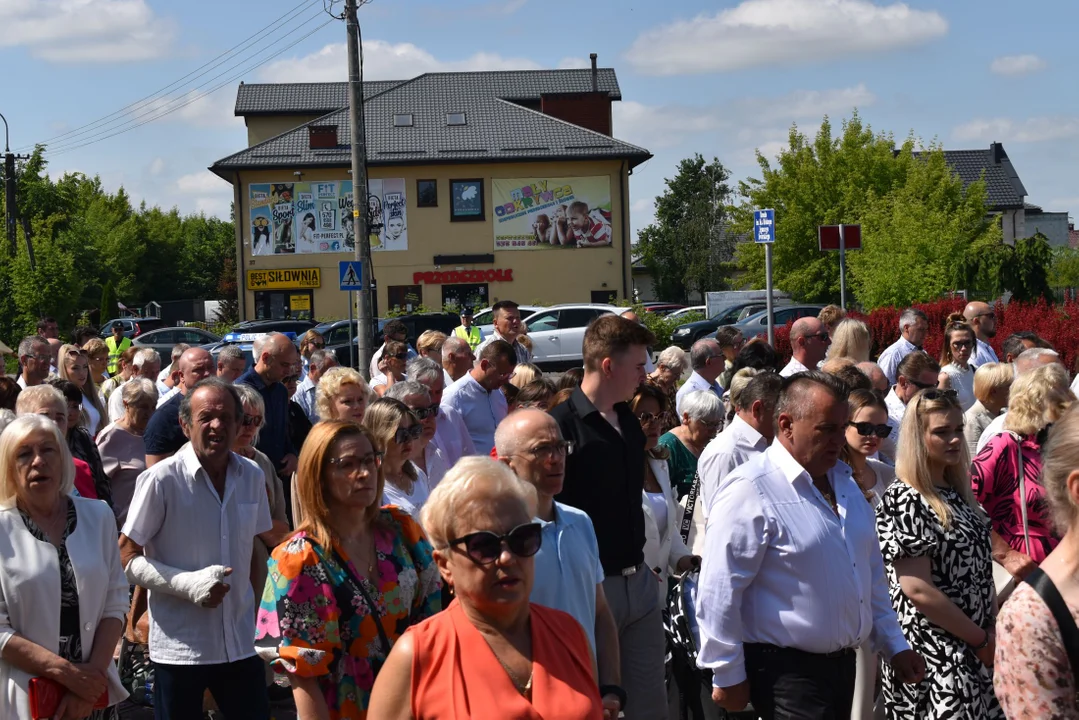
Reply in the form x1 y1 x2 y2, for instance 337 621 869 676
0 299 1077 719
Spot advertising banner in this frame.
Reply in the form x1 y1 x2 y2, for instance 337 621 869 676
492 176 613 250
249 179 407 255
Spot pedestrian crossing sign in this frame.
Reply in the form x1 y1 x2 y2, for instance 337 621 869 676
339 260 363 291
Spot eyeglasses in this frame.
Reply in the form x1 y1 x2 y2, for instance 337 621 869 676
904 377 936 390
308 342 325 349
518 440 574 461
387 352 408 360
950 340 972 349
242 414 263 427
448 522 543 565
637 412 661 425
847 421 891 439
918 388 958 404
328 452 383 473
411 405 440 420
393 425 423 444
697 418 722 429
810 332 831 342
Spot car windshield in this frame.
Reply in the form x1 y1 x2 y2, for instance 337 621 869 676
712 305 749 324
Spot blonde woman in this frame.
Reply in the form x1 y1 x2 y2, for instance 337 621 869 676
364 398 425 521
57 344 107 437
416 330 447 363
509 362 543 389
875 389 1002 719
825 318 871 364
297 329 325 380
315 366 374 423
963 363 1012 456
81 338 110 383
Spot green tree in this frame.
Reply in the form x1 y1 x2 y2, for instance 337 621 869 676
1049 246 1079 289
636 155 737 302
100 280 117 323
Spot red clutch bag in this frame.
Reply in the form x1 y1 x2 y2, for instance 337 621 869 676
28 677 108 720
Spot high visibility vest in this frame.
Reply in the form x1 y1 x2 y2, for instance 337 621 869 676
454 325 482 351
105 335 132 375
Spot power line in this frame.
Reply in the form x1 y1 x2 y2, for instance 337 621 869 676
22 0 322 152
47 16 334 157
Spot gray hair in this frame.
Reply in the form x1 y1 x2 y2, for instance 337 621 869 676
308 348 335 371
689 339 721 371
680 390 724 423
442 336 471 361
898 307 928 332
407 357 444 386
17 335 46 359
384 380 431 406
233 383 265 443
1015 347 1060 375
179 377 243 428
15 384 65 415
170 344 190 364
0 409 15 435
121 378 158 407
217 344 245 365
656 346 688 374
133 347 161 368
774 370 849 422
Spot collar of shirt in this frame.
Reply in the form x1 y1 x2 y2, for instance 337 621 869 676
726 414 766 450
239 368 270 391
782 357 809 375
178 444 244 503
685 371 722 395
296 375 316 394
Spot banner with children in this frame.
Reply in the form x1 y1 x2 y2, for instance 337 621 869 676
249 179 407 255
491 176 613 250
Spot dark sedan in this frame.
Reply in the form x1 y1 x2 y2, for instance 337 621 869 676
733 305 827 339
132 327 222 355
668 302 771 350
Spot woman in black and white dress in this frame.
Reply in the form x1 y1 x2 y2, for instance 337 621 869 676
875 389 1002 719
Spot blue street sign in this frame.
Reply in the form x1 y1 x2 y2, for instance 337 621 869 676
339 260 363 291
754 209 775 244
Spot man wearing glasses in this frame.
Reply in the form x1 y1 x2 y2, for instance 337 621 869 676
883 352 941 457
494 409 625 719
780 317 831 377
963 301 999 367
16 335 51 389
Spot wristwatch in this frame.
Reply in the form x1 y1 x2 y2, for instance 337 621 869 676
972 628 990 650
599 684 628 712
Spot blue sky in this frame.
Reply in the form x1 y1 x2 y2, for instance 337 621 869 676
3 0 1077 238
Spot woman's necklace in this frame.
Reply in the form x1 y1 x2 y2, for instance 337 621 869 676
341 529 378 577
496 654 533 697
386 466 414 494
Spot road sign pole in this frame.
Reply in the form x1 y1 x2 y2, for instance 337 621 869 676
839 224 847 310
765 244 775 347
348 291 355 369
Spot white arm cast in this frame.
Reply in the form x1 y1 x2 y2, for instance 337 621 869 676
124 555 229 606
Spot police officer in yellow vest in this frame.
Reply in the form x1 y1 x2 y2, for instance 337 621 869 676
105 323 132 376
453 307 483 352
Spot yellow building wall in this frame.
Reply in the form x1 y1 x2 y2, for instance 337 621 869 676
245 115 326 147
235 159 632 321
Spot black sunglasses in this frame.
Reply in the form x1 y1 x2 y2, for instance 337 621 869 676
393 425 423 444
918 388 959 406
411 406 440 420
448 522 543 565
847 421 891 439
905 377 936 390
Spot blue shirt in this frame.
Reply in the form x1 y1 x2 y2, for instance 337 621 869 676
877 336 920 385
143 392 185 457
529 502 604 655
237 369 295 468
442 373 507 455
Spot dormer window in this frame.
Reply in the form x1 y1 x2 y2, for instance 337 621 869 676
446 112 467 126
393 114 413 127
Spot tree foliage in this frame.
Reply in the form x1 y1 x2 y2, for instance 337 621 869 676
0 147 235 343
636 155 738 302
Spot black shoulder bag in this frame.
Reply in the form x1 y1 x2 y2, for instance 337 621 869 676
1024 567 1079 684
328 543 393 653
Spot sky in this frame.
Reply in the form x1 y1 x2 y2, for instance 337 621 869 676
2 0 1077 238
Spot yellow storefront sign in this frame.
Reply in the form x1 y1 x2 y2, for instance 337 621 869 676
290 294 312 311
247 268 321 290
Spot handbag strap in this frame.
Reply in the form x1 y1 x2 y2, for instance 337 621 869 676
680 471 700 545
1025 567 1079 681
320 541 393 653
1009 431 1032 555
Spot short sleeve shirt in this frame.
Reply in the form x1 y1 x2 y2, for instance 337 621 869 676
143 392 185 457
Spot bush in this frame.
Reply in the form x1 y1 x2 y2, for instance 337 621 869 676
643 310 705 350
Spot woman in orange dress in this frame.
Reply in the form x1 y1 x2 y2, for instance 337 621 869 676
368 456 615 720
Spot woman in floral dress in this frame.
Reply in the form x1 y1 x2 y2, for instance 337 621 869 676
257 421 442 719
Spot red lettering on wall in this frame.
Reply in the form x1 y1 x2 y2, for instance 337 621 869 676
412 269 515 284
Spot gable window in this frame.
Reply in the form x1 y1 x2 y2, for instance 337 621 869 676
446 112 466 126
393 114 413 127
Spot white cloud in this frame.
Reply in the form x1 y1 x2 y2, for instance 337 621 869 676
631 198 654 214
613 102 726 149
0 0 174 62
259 40 543 83
557 56 591 70
953 116 1079 144
193 196 231 219
990 54 1046 77
148 158 166 176
176 171 229 195
623 0 947 75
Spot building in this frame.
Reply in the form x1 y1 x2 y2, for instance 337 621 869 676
942 142 1028 244
209 58 651 321
1023 204 1071 247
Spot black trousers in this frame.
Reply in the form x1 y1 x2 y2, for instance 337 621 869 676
154 655 270 720
745 643 857 720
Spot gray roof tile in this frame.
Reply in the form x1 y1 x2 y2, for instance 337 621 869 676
941 147 1027 209
235 80 403 115
213 69 647 172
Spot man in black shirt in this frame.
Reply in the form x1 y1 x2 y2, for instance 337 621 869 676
550 314 664 720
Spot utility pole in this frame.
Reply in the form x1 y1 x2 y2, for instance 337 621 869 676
1 112 16 256
345 0 374 378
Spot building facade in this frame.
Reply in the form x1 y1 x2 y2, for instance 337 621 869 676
211 63 650 321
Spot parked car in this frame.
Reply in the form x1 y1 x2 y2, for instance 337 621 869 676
666 305 707 321
229 319 316 337
132 327 221 355
473 305 547 338
312 313 460 369
669 302 774 350
202 329 304 373
733 305 827 339
100 317 167 339
641 303 686 316
522 304 621 371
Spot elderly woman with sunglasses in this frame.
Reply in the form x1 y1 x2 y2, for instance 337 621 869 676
257 421 441 720
656 389 724 501
365 398 426 521
368 456 607 720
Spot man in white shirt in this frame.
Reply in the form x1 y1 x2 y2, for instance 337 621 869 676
441 336 474 387
408 357 477 474
963 301 999 367
108 348 162 422
780 317 830 377
877 307 928 385
676 339 724 417
156 344 190 398
882 352 940 459
979 347 1062 452
120 378 273 718
442 340 515 455
698 372 925 716
475 299 532 365
293 348 337 424
15 335 51 389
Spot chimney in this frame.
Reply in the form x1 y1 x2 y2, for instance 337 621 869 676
991 141 1005 164
590 53 598 92
308 125 338 149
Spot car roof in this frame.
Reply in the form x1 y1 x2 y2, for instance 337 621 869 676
738 304 825 321
528 303 622 312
